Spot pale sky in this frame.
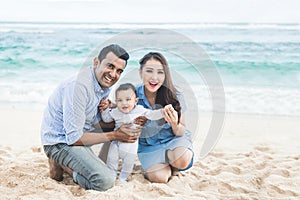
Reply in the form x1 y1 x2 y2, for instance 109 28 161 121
1 0 300 23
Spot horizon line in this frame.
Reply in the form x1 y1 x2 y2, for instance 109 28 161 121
1 20 299 25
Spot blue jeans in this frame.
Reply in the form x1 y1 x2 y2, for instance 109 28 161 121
43 143 114 191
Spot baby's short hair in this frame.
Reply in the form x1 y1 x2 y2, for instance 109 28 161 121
115 83 137 97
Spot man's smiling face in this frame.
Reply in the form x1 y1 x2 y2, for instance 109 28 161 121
94 52 126 88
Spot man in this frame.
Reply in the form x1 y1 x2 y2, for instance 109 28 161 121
41 44 141 191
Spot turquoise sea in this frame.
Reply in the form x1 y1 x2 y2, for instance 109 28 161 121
0 22 299 116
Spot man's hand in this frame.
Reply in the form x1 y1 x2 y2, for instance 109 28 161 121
114 124 142 143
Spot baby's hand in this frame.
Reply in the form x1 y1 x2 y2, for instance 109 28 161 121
98 98 111 112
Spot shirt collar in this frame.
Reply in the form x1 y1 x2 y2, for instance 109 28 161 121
137 85 145 99
137 85 151 108
90 67 111 94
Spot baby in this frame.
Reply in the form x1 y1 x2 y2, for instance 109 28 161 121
99 83 171 183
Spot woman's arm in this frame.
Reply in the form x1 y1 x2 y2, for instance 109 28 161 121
170 116 186 136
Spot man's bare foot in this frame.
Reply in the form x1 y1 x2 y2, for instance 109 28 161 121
60 164 73 177
48 158 63 181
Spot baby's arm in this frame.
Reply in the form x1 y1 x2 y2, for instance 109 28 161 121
98 99 114 123
143 108 164 120
101 108 114 123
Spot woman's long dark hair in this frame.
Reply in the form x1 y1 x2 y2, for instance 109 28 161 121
139 52 181 123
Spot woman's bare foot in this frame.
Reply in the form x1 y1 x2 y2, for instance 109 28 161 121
171 167 181 176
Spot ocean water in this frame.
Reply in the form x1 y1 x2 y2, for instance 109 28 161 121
0 22 299 116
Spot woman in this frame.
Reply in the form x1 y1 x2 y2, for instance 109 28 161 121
136 52 194 183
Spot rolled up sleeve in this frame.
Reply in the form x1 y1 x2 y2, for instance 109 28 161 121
62 83 87 145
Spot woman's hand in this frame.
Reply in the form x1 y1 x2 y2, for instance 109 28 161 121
114 124 142 143
163 104 178 125
163 104 186 136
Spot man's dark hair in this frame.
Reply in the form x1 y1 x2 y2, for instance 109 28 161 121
115 83 137 97
98 44 129 65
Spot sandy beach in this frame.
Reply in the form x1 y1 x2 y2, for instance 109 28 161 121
0 109 299 199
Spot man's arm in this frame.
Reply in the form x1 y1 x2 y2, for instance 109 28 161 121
72 131 114 146
72 124 141 146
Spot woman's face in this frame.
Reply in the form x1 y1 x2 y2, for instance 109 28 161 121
140 58 165 93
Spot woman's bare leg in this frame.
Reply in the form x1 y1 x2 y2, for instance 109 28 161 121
167 147 193 169
145 163 172 183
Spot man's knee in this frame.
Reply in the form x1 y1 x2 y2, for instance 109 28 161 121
90 173 115 191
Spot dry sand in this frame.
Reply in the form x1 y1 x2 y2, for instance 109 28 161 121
0 109 299 199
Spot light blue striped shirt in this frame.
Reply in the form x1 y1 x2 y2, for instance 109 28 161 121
41 67 110 145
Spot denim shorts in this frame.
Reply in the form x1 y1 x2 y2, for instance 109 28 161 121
138 133 194 171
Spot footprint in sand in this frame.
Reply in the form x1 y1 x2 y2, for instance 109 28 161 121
189 179 210 190
218 182 236 194
254 144 273 153
0 148 13 164
273 169 291 178
0 148 12 157
31 147 42 153
69 186 86 197
208 167 222 176
150 184 174 196
208 151 224 158
255 161 267 170
269 184 287 195
227 166 241 174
